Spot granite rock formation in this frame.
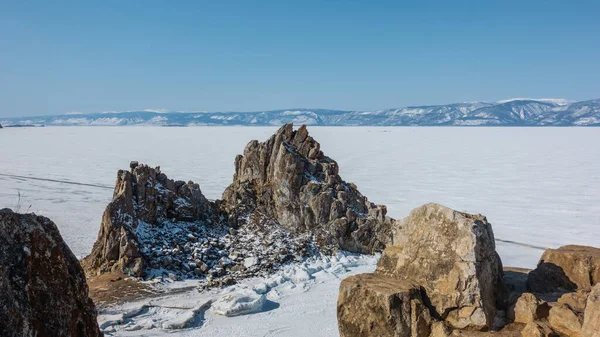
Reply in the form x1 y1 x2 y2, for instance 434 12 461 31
221 124 394 253
0 209 102 337
338 242 600 337
337 203 507 336
527 245 600 293
375 203 507 330
84 124 395 282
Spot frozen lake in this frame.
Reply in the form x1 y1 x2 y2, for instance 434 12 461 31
1 126 599 268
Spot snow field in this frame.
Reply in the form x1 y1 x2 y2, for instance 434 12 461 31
98 252 378 336
1 126 599 336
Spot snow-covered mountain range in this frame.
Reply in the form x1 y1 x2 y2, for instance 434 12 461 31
2 98 599 127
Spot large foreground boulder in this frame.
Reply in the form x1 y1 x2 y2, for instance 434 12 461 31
221 123 395 253
337 273 432 337
376 203 506 330
0 209 102 337
527 245 600 293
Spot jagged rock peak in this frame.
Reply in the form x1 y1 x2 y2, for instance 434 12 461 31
0 209 102 337
222 123 395 253
83 162 314 284
82 164 218 277
84 124 397 283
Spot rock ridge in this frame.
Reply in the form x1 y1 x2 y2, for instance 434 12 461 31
83 124 395 285
221 124 395 253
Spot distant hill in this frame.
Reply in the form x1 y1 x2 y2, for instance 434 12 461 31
2 99 599 127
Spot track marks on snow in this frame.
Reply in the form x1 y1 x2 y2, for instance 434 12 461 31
0 173 113 189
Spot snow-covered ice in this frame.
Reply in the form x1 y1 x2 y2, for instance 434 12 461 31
210 290 266 317
1 126 599 336
98 252 378 336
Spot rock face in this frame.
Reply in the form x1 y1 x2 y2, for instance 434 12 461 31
221 124 394 253
527 245 600 293
0 209 102 337
337 273 431 337
376 203 506 330
82 164 217 277
582 283 600 337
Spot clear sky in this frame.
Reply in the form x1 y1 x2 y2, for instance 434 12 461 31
1 0 599 117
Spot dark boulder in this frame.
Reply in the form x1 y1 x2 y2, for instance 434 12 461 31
0 209 102 337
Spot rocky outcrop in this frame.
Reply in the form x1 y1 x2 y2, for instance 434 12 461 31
82 163 218 277
527 245 600 293
337 203 507 336
508 252 600 337
84 124 395 282
582 283 600 337
221 124 394 253
376 203 506 330
337 273 432 337
0 209 102 337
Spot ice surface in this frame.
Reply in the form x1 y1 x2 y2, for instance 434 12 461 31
1 126 598 267
1 126 600 336
97 252 379 336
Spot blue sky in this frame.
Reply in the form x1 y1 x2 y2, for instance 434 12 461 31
1 1 599 117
